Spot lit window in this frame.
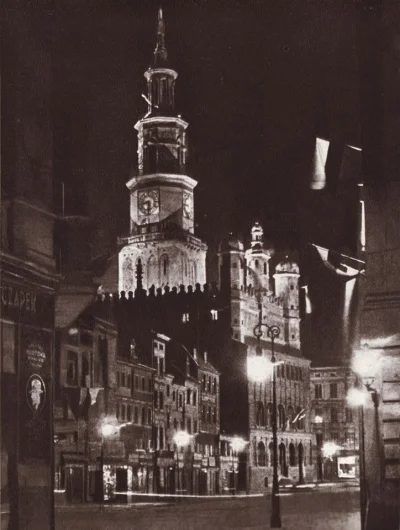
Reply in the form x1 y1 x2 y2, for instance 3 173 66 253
211 310 218 321
182 313 190 323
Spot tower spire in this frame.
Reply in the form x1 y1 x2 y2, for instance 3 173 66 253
154 6 168 66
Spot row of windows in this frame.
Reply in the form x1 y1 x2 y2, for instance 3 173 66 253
201 405 218 424
255 402 305 430
202 375 218 394
254 441 311 468
314 407 353 424
116 402 152 424
314 383 338 399
116 371 153 392
166 414 198 434
182 310 218 323
275 364 303 381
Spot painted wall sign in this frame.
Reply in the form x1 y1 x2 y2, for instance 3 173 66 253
26 374 46 413
1 285 37 313
26 342 47 369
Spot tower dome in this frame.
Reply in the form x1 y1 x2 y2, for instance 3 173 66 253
275 256 300 274
218 234 244 253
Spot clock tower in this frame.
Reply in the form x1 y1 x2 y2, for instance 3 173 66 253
118 8 207 292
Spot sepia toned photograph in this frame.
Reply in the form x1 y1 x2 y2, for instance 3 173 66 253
1 0 400 528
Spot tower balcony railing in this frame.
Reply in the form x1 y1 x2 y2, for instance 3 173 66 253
118 223 206 249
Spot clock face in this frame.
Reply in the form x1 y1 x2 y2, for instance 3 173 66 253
138 189 159 216
183 191 193 220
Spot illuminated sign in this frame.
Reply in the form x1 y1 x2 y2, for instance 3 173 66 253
1 285 37 313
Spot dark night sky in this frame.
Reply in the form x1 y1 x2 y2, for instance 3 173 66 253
51 0 360 262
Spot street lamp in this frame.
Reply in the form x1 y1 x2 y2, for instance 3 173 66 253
229 436 248 495
250 316 282 529
99 422 116 503
173 430 191 496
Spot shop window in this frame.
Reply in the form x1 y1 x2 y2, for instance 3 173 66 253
1 321 15 374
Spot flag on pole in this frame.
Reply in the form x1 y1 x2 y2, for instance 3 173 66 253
310 244 365 279
292 408 306 424
300 285 313 315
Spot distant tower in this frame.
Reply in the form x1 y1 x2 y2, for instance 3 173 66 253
218 235 245 293
118 8 207 292
245 222 274 292
273 256 300 347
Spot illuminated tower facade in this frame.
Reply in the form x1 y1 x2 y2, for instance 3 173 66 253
118 8 207 292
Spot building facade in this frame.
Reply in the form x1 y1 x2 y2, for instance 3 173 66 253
310 365 359 482
218 228 314 492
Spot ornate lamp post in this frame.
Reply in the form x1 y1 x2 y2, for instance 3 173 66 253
229 436 248 495
252 317 282 529
100 423 115 503
173 430 191 496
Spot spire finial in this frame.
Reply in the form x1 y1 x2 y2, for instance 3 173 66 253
154 6 168 66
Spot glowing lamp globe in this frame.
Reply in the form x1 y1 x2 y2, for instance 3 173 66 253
322 441 341 459
352 347 381 381
173 430 191 448
230 436 248 453
101 424 114 437
247 356 274 382
347 387 368 407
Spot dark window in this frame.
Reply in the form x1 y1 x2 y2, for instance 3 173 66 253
256 401 266 426
121 372 126 387
159 391 164 410
187 418 192 434
142 377 145 391
148 408 152 424
264 262 267 274
331 408 338 423
193 391 197 406
194 420 198 433
117 371 121 387
154 390 158 409
345 408 353 423
116 403 120 419
67 351 78 385
127 404 131 421
167 412 170 428
141 407 146 425
134 406 139 423
148 377 152 392
127 374 131 389
173 418 178 430
121 404 126 421
202 375 206 391
166 385 170 397
330 383 338 398
213 407 217 424
172 390 176 401
315 384 322 399
179 393 183 408
159 426 164 449
187 388 191 403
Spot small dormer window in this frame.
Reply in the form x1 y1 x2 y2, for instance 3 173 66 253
211 310 218 321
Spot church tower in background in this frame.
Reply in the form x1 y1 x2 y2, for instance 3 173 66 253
118 8 207 292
